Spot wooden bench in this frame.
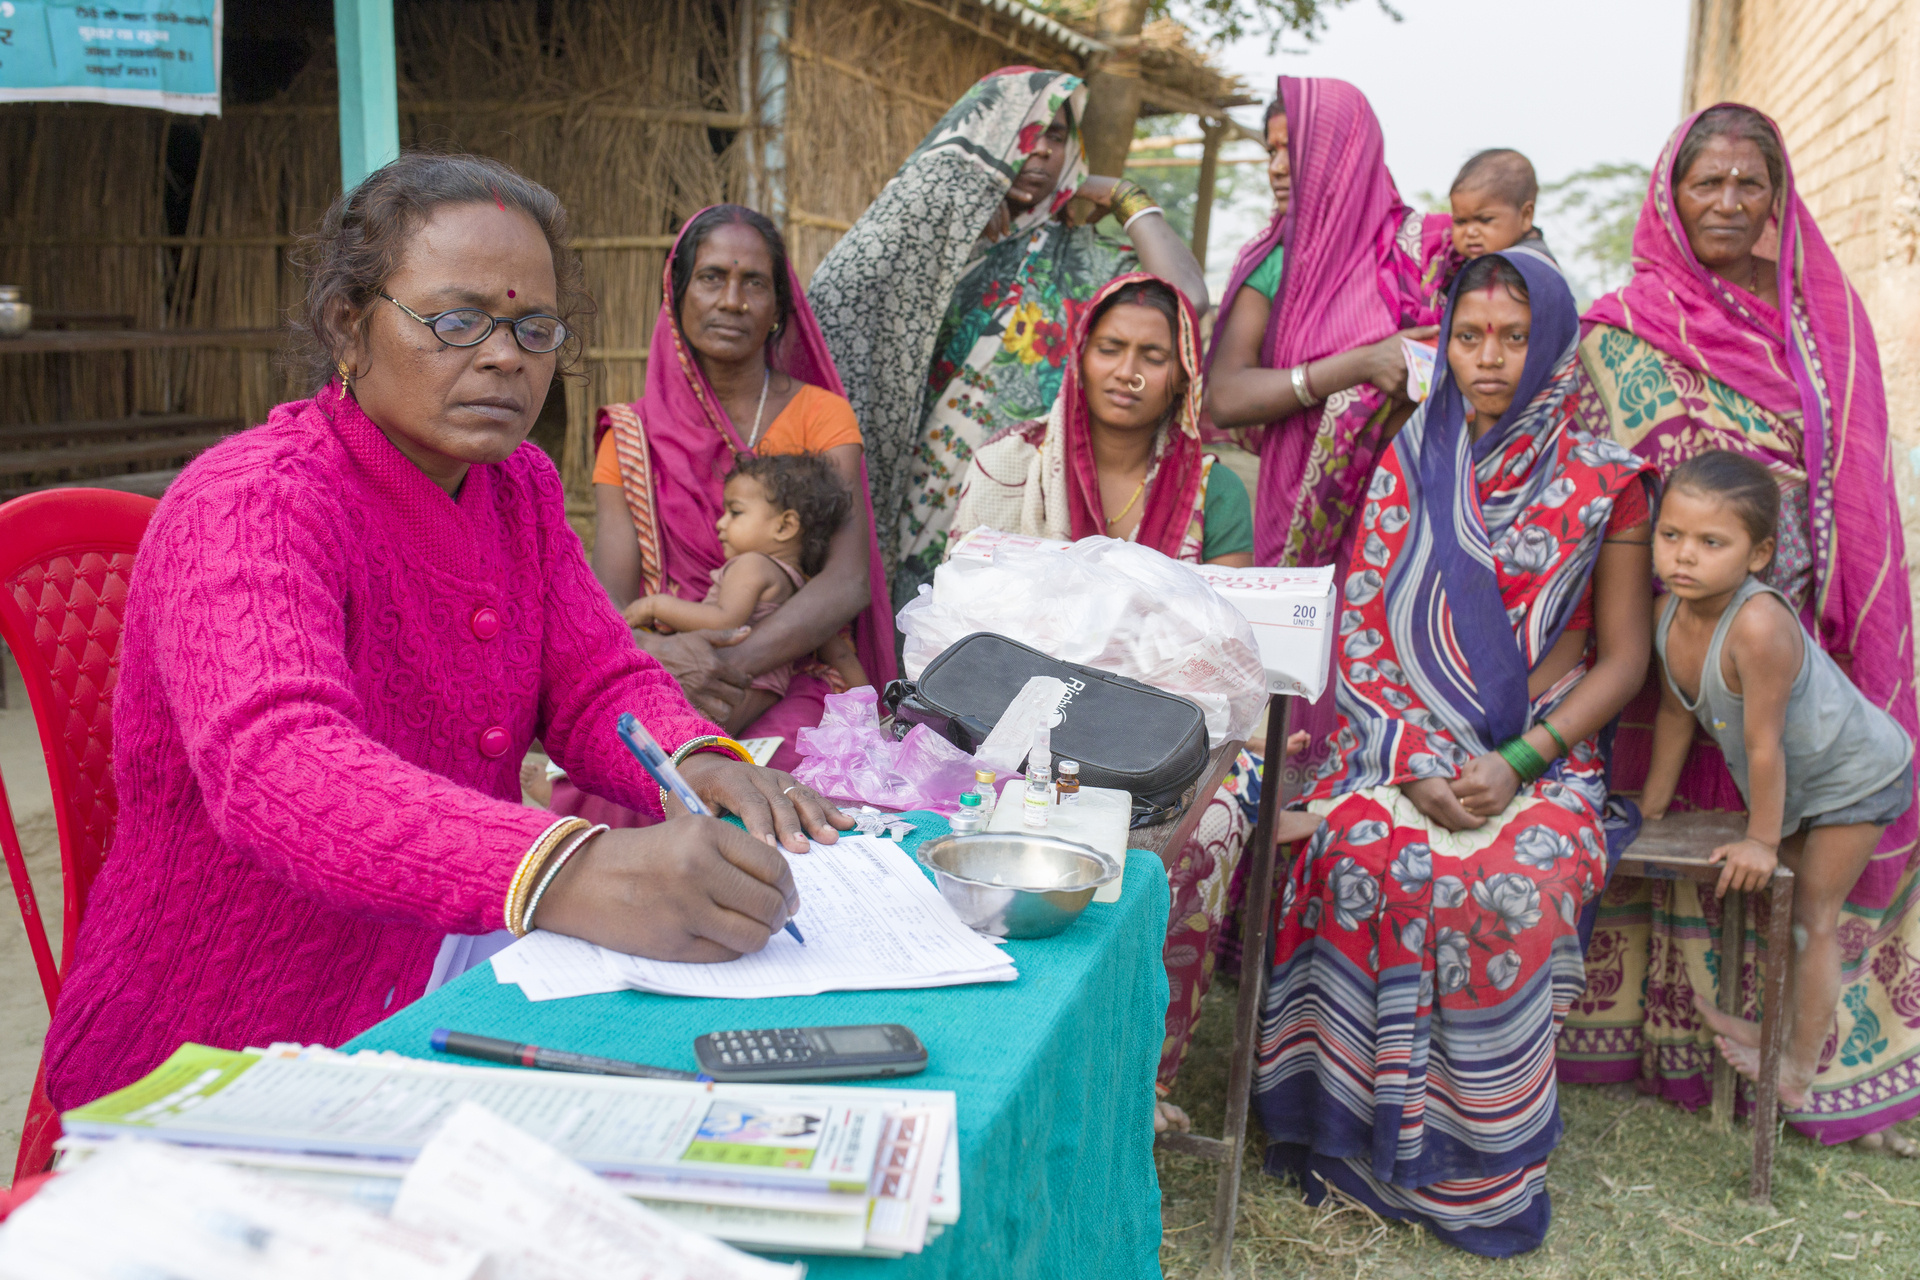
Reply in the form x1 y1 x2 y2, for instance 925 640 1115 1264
1619 811 1795 1203
0 414 241 496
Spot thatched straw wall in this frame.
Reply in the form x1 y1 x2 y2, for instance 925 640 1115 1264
1 0 748 507
0 111 176 422
783 0 1027 283
0 0 1114 506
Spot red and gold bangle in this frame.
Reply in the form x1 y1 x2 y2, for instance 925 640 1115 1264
659 734 758 814
504 816 588 934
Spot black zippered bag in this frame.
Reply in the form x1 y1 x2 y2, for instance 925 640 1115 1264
881 632 1209 827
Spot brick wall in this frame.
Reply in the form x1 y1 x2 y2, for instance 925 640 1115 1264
1688 0 1920 616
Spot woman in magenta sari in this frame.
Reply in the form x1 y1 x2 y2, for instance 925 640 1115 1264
1205 77 1451 793
1561 105 1920 1155
556 207 893 819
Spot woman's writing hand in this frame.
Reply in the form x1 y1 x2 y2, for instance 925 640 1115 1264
1358 325 1440 398
533 817 799 962
1708 836 1779 898
636 627 751 722
1401 776 1484 832
1450 751 1521 819
677 754 855 853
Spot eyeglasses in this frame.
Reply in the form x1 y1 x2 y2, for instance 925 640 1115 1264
379 292 569 354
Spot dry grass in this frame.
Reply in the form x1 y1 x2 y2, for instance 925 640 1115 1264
1158 977 1920 1279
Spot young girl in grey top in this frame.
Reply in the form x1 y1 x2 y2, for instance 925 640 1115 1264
1643 450 1914 1112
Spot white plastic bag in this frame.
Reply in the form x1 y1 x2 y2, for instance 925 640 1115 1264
898 536 1266 747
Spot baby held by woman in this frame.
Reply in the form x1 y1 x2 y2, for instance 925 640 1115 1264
1642 450 1915 1110
1449 147 1549 262
627 453 869 734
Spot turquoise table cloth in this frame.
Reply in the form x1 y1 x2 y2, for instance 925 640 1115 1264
347 811 1169 1279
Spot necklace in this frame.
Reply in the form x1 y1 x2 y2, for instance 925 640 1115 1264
743 367 772 450
1106 476 1147 528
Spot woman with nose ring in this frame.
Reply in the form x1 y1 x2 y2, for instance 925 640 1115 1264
949 275 1263 1135
810 67 1208 609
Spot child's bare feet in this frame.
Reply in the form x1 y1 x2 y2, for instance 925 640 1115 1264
1711 1031 1814 1110
1694 992 1761 1048
1154 1099 1191 1135
1853 1128 1920 1158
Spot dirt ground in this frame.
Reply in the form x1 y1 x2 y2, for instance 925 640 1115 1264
0 647 60 1181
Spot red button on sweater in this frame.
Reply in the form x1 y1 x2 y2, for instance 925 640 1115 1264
43 386 717 1109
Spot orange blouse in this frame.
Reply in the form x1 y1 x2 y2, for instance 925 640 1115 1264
593 383 862 484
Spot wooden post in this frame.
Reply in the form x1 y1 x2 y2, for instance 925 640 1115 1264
1207 692 1290 1278
1751 868 1794 1203
1711 888 1745 1131
1078 0 1149 177
1190 120 1225 271
334 0 400 189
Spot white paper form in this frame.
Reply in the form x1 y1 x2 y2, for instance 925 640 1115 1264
392 1103 801 1280
491 931 624 1000
594 834 1016 998
492 834 1015 1001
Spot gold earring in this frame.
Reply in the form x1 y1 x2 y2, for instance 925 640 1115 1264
337 359 353 391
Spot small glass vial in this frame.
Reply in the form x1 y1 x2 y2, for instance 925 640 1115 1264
1055 760 1081 806
974 768 998 817
1021 772 1052 829
950 792 985 835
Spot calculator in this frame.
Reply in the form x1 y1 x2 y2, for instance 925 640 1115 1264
693 1023 928 1082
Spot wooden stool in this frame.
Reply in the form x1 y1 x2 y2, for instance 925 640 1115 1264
1617 811 1796 1203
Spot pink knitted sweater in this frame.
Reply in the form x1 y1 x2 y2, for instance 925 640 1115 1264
44 386 716 1109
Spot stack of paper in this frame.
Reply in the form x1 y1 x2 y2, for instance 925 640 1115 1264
54 1043 959 1258
492 833 1015 1001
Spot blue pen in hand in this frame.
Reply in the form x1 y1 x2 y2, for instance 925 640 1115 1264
615 713 806 947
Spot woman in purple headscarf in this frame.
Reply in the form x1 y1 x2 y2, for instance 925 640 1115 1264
1205 78 1451 793
1254 247 1656 1256
1559 105 1920 1157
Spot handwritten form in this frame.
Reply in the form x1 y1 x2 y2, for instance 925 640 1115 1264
492 835 1015 1000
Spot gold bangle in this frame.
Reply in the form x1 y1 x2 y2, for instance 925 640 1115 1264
659 735 758 815
521 822 607 935
504 816 588 934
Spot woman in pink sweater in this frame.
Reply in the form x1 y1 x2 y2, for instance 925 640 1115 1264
43 154 849 1110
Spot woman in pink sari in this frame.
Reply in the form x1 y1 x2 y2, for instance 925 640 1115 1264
1560 104 1920 1156
1204 77 1451 792
556 207 893 819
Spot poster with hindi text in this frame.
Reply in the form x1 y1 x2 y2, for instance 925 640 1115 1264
0 1 221 115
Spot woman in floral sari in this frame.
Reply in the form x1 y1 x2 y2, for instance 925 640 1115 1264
1255 248 1655 1255
1204 77 1452 794
810 67 1205 608
1561 104 1920 1155
949 273 1261 1132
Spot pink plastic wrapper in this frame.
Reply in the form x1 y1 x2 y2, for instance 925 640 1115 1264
793 686 987 813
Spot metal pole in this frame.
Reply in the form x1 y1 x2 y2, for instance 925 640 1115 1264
334 0 400 190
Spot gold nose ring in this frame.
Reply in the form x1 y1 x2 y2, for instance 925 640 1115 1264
1127 374 1146 392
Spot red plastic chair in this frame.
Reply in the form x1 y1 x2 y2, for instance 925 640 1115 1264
0 489 156 1180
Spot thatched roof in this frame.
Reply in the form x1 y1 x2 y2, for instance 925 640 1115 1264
896 0 1255 125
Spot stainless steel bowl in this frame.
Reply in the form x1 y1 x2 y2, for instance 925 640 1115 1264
918 832 1122 939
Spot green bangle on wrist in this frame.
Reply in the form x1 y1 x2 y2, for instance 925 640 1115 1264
1496 737 1550 784
1539 719 1570 757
